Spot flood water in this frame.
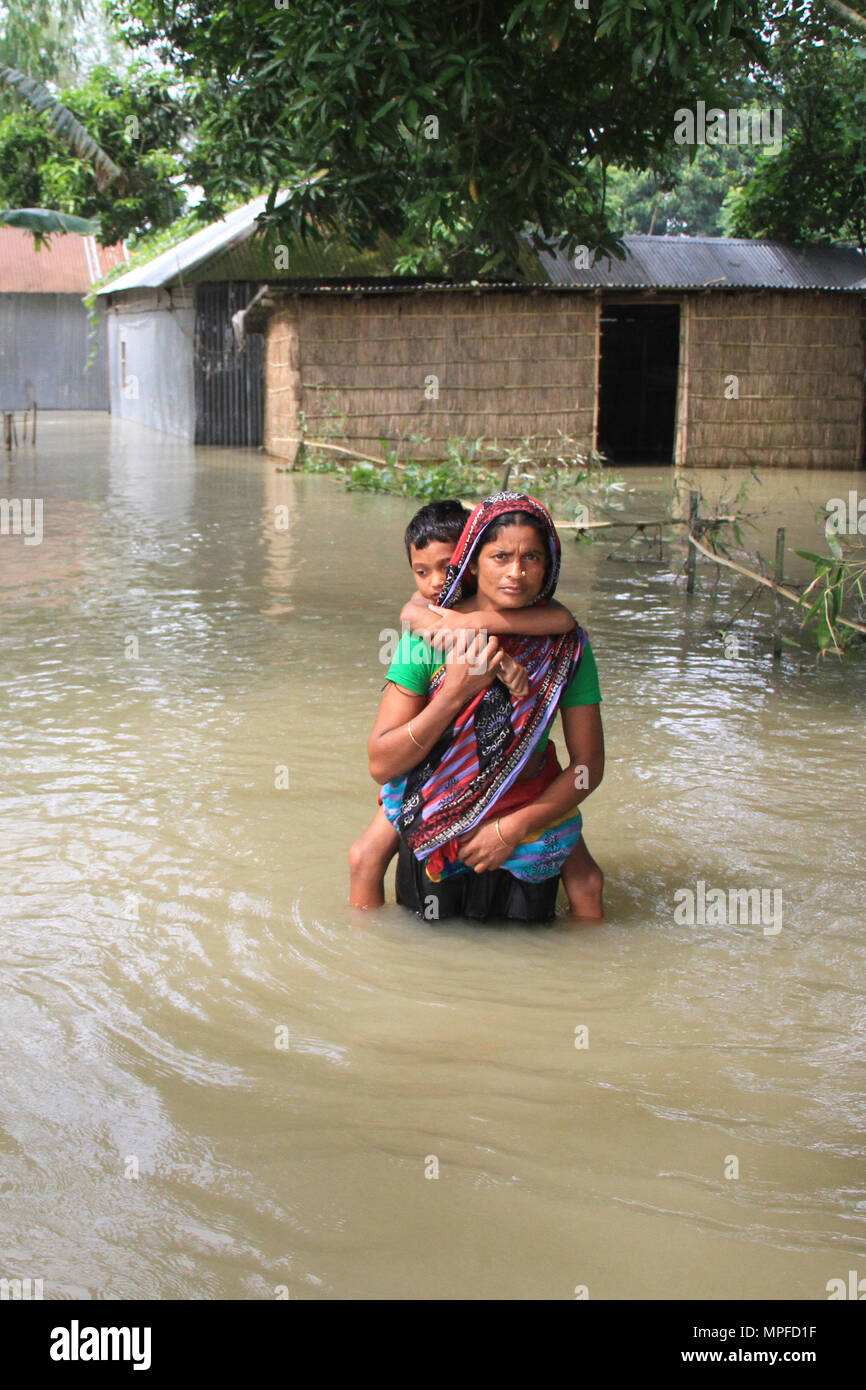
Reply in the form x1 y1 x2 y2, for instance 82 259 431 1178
1 411 864 1300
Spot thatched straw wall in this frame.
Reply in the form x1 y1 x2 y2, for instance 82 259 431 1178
263 303 302 463
681 292 864 469
263 292 599 462
263 287 864 469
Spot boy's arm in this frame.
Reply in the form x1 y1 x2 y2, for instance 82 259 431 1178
438 598 576 636
399 593 427 627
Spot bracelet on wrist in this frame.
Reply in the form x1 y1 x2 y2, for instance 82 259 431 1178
494 818 516 849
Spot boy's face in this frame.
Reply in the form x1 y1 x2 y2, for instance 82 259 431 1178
409 540 455 603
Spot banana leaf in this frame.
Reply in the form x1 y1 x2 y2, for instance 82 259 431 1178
0 207 100 236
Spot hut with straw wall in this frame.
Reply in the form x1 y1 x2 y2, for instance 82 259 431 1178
263 290 599 463
248 236 866 471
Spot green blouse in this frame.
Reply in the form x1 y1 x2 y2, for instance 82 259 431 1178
386 630 601 753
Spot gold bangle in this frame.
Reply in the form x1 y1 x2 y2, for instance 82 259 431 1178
406 720 424 750
494 818 508 847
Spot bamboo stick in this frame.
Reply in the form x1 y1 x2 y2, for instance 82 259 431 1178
270 437 407 468
688 532 866 637
298 381 594 393
561 516 737 530
297 408 592 419
456 503 737 531
772 527 786 660
686 491 699 593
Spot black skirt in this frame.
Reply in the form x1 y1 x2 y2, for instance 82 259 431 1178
395 838 560 925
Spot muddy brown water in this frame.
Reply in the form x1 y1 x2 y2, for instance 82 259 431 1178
1 412 864 1299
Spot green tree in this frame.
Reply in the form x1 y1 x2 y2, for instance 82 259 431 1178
728 4 866 247
109 0 767 275
608 142 761 236
0 108 54 207
0 63 188 242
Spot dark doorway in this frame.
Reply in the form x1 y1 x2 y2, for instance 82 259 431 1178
597 303 680 462
194 282 264 446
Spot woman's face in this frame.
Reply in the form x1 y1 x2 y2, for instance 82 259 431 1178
471 523 547 609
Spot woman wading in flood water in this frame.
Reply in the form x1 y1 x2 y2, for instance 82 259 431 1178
367 493 605 924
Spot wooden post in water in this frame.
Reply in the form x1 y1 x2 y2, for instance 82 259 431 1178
685 490 699 593
32 401 37 444
772 526 786 660
292 420 306 470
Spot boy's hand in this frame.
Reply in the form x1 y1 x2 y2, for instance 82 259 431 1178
422 605 465 635
401 604 461 638
498 653 529 701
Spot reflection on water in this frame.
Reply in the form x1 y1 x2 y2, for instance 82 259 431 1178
1 412 864 1299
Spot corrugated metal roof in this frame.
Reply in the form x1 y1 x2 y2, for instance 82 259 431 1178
0 227 126 292
240 278 522 328
257 276 512 294
537 234 866 290
98 189 297 295
245 239 866 312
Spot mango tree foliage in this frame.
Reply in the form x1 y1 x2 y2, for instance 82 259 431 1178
109 0 767 274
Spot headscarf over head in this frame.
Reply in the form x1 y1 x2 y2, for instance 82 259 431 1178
437 491 563 610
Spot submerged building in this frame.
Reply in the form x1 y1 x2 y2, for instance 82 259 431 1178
97 192 398 445
0 227 125 410
249 236 866 470
99 208 866 468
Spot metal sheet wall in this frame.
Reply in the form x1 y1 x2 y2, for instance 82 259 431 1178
0 293 108 409
194 283 264 446
107 299 196 439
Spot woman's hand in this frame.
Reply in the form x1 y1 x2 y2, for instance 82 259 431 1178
440 629 503 704
457 819 516 874
498 653 529 701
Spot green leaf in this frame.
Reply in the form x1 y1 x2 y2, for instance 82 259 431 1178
718 0 734 40
795 550 835 569
372 96 399 122
505 1 533 35
549 3 572 45
816 612 833 649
